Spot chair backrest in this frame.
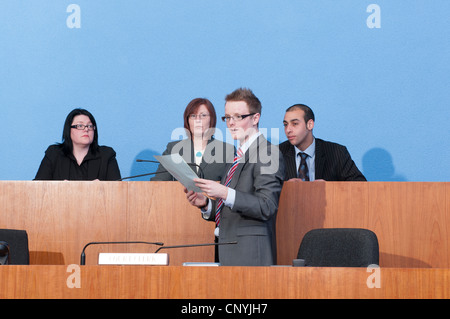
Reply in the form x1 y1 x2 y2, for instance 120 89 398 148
0 229 30 265
297 228 379 267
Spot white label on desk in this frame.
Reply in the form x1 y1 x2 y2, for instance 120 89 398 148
98 253 169 265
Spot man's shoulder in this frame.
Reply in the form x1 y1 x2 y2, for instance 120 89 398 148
278 140 293 154
316 138 348 151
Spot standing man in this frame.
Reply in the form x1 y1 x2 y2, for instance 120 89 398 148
185 88 285 266
280 104 366 181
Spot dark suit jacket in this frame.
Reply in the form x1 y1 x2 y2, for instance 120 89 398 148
34 144 121 181
279 138 366 181
206 135 285 266
151 138 235 181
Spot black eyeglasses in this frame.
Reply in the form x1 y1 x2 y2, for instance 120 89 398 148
71 124 96 131
221 113 255 122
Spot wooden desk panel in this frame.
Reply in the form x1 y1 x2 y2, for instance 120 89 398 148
0 181 128 265
0 265 449 299
0 181 214 265
126 181 215 264
276 181 450 268
1 181 449 268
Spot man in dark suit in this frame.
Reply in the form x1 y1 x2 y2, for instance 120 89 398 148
185 88 285 266
280 104 366 181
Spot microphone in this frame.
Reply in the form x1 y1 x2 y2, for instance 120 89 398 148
136 159 159 163
80 241 164 265
0 241 10 265
154 241 237 253
136 159 205 179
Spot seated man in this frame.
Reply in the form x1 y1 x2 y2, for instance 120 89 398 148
280 104 366 181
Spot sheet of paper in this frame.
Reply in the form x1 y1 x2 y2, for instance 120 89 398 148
154 154 203 192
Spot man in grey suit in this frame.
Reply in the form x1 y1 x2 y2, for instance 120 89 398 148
185 88 285 266
280 104 366 181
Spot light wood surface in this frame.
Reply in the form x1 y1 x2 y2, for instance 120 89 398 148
1 181 450 300
0 265 448 299
0 181 214 265
277 181 450 267
1 181 449 268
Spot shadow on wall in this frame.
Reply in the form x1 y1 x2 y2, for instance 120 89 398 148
127 149 161 181
362 147 407 181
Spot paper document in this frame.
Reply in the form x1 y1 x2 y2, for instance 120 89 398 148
154 154 202 192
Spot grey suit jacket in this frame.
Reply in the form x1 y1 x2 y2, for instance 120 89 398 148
151 138 235 181
208 135 285 266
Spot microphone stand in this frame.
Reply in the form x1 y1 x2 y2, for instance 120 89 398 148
154 241 237 253
117 171 167 181
136 159 205 179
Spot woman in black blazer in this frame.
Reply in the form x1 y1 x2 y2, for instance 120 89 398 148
34 108 121 181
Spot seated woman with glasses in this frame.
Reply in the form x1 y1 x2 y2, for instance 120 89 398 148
34 108 121 181
151 98 235 181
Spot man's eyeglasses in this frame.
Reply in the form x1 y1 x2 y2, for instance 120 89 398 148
221 113 255 122
189 113 210 120
71 124 96 131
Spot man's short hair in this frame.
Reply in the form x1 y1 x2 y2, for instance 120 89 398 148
286 104 315 123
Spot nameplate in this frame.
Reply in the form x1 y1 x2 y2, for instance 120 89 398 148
98 253 169 265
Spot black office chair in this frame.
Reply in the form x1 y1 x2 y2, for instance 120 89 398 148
297 228 379 267
0 229 30 265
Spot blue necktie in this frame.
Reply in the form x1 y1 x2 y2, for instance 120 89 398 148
298 152 310 181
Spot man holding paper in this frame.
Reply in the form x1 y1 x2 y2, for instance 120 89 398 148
185 88 285 266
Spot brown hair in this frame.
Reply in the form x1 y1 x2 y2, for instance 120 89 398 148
183 98 217 136
225 88 262 115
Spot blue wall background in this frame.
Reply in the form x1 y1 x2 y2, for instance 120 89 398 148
1 1 449 181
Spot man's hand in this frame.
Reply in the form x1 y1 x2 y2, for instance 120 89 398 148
194 178 228 200
184 188 208 208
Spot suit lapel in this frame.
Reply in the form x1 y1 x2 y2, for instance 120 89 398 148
180 139 194 163
228 156 246 189
314 139 325 180
285 144 297 179
226 135 265 189
201 138 217 167
199 139 215 178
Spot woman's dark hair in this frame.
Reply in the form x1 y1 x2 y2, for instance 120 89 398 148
60 108 99 155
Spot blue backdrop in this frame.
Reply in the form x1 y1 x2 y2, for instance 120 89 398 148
1 1 449 181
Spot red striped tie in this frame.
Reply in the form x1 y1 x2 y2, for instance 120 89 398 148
215 148 243 227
